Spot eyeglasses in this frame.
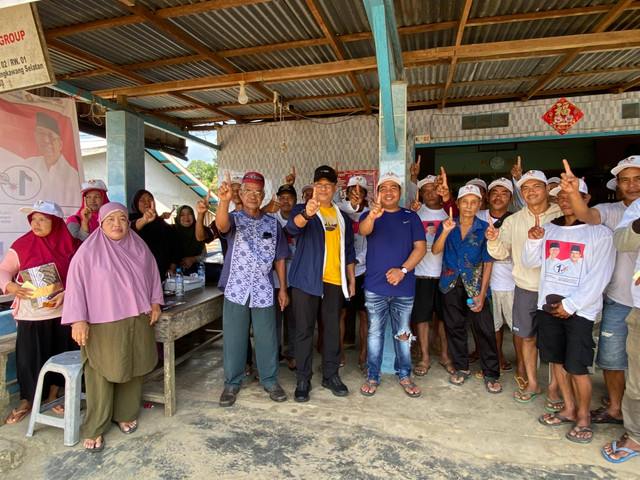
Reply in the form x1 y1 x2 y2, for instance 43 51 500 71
242 189 264 197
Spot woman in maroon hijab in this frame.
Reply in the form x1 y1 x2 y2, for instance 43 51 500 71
0 200 80 424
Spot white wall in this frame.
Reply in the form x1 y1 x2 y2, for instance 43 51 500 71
82 148 203 215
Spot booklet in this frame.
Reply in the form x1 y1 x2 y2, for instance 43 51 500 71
19 262 63 309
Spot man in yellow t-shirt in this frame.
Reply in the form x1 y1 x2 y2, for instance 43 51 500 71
287 165 356 402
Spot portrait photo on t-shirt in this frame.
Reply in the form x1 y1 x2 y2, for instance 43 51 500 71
422 220 441 252
544 239 585 287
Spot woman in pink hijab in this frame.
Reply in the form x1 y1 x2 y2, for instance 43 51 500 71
66 179 109 241
62 202 163 452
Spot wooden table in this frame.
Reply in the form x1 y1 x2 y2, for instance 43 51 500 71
142 287 224 416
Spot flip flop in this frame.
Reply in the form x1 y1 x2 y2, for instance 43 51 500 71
449 371 471 386
360 380 378 397
400 381 421 398
439 360 456 375
590 407 624 424
566 425 594 444
85 436 105 453
5 407 30 424
545 397 565 413
500 361 513 372
602 441 640 463
117 420 138 435
413 361 431 376
483 377 502 394
51 404 65 415
514 375 528 391
514 390 541 403
538 412 574 427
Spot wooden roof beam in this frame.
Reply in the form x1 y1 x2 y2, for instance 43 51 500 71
93 29 640 98
523 0 634 101
441 0 473 108
112 0 273 101
304 0 371 114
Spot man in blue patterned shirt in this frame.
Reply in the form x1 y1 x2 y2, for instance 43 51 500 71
216 171 291 407
432 184 501 393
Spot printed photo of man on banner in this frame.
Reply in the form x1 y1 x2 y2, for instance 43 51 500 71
0 90 84 257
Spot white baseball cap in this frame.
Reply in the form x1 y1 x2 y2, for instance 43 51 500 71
19 200 64 218
230 176 243 185
487 177 513 194
550 178 588 197
417 175 437 189
611 155 640 176
516 170 548 189
547 177 561 184
80 179 108 195
457 184 482 200
347 176 367 188
377 172 402 189
606 178 617 191
466 178 487 191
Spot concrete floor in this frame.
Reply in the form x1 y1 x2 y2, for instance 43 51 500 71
0 331 637 480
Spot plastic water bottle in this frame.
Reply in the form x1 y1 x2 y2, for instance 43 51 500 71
467 298 478 309
175 268 184 297
197 261 206 284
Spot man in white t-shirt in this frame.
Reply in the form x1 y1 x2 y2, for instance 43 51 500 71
524 179 614 444
476 178 516 374
604 197 640 461
562 156 640 426
409 175 451 376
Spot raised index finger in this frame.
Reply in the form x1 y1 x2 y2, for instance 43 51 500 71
205 189 212 204
415 189 419 201
535 214 539 228
449 206 453 219
417 155 421 167
292 165 296 176
225 170 231 184
562 159 574 176
440 166 448 185
150 199 156 211
517 155 521 167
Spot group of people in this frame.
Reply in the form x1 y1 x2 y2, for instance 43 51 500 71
214 155 640 465
2 152 640 464
1 180 214 452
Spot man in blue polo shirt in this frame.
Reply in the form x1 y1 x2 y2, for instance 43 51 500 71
358 172 426 398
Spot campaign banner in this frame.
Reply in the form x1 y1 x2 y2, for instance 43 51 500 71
544 239 585 287
0 90 83 257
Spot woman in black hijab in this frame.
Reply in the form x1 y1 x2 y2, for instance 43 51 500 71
129 189 180 278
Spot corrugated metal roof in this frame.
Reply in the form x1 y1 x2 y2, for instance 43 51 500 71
28 0 640 126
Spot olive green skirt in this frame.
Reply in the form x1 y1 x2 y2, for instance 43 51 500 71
81 314 158 384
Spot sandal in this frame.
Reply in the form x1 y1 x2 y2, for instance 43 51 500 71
566 424 594 444
439 360 456 375
85 435 105 453
538 412 574 427
545 397 565 413
591 407 623 424
500 361 513 372
449 370 471 386
51 404 65 415
400 380 421 398
358 363 368 377
514 375 528 391
5 407 30 424
413 361 431 376
483 377 502 394
117 420 138 434
360 380 378 397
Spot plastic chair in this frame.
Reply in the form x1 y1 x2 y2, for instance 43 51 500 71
26 351 85 446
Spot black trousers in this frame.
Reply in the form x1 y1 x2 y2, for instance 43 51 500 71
292 283 343 382
442 281 500 380
16 317 76 402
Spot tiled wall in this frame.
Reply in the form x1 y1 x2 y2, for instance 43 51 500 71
218 91 640 195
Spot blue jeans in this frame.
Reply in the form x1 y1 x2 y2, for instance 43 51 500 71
364 290 415 383
595 296 631 370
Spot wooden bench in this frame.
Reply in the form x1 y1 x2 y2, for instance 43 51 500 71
0 332 17 421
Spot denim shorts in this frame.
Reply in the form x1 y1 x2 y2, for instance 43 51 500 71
595 296 631 370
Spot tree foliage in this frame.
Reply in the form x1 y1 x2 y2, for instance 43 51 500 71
187 159 217 191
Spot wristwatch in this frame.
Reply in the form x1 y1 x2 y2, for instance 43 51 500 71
400 267 408 274
300 209 311 221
